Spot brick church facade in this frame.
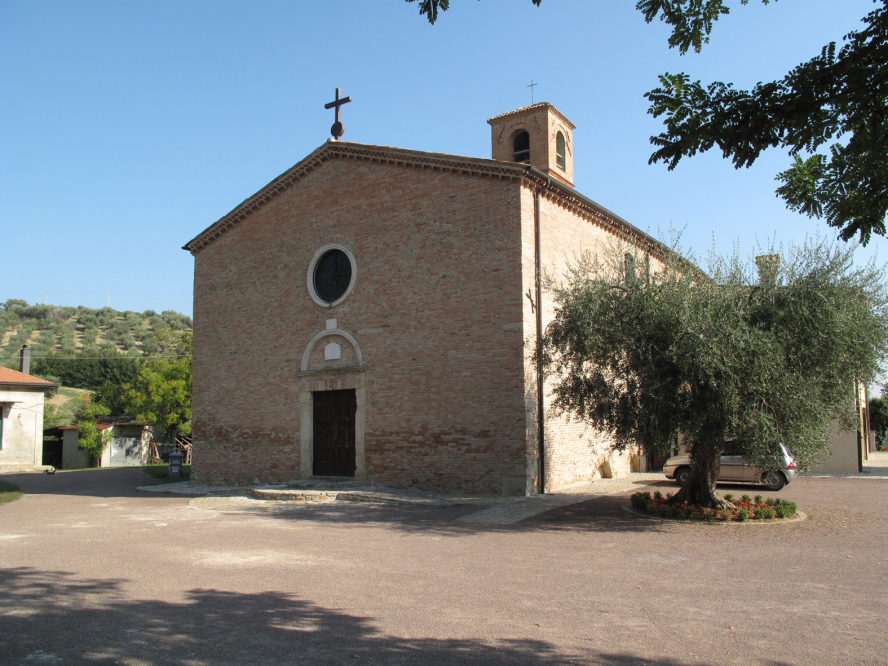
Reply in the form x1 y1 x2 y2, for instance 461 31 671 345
184 103 665 495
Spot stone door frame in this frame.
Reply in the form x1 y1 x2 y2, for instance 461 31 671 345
298 368 368 481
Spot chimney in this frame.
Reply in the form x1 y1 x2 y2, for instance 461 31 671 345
755 254 781 284
19 345 30 375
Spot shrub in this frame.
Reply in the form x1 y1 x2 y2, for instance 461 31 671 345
766 498 777 507
630 492 651 511
775 499 797 518
724 494 734 502
758 506 777 520
718 508 733 521
702 508 715 520
737 509 749 522
754 495 763 503
684 506 696 519
653 490 663 500
742 494 751 502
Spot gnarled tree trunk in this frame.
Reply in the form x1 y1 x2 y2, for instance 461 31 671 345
668 449 732 509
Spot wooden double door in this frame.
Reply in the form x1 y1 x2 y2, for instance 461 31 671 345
312 389 357 477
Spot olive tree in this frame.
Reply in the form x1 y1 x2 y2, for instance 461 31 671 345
541 236 888 507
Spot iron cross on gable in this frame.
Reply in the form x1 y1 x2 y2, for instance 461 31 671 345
325 87 352 140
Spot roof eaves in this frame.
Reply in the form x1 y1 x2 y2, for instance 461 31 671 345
0 381 60 390
521 166 688 267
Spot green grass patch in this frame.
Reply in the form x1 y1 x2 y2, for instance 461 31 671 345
143 464 191 483
0 480 23 506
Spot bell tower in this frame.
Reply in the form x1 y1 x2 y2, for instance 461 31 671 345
487 103 576 187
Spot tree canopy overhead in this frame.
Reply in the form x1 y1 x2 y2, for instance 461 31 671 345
407 0 762 50
646 1 888 245
541 236 888 507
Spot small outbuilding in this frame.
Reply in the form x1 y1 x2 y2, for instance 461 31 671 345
57 417 153 469
0 349 58 472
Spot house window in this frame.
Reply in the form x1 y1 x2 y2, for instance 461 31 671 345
511 130 530 163
556 132 566 170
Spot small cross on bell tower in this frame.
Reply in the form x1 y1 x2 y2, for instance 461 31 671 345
324 87 352 140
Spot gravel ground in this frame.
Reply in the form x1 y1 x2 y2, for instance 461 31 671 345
0 468 885 665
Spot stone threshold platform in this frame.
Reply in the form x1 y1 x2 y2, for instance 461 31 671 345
251 487 460 507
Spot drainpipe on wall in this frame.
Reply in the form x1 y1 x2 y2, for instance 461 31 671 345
19 345 30 375
533 176 551 495
856 378 864 473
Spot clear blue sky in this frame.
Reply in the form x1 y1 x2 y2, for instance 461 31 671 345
1 0 881 317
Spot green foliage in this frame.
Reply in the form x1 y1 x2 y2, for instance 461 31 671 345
74 395 112 464
637 0 772 55
737 509 749 522
630 491 652 511
757 505 777 520
407 0 542 24
32 353 141 391
42 403 65 431
409 0 764 55
755 495 763 503
124 331 192 438
723 494 734 502
869 395 888 449
92 381 132 417
542 235 888 487
646 2 888 244
774 499 797 518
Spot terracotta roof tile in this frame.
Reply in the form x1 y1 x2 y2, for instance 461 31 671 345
0 367 59 388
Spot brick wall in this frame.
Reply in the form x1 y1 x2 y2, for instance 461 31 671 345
191 156 531 493
520 182 653 490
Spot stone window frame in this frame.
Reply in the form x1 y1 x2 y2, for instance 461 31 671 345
307 243 358 308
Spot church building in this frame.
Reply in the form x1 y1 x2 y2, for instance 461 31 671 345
184 101 665 495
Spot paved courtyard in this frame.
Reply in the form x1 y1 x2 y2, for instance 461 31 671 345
0 466 885 665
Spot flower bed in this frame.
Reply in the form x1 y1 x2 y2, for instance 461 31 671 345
630 491 798 522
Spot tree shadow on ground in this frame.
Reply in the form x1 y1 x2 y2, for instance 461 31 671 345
1 567 795 666
198 493 677 539
0 467 181 500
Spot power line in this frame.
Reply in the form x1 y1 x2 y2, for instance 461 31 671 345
0 354 191 360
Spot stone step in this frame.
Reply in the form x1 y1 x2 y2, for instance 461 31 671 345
252 489 337 502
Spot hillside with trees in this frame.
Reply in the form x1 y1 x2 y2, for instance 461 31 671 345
0 299 192 391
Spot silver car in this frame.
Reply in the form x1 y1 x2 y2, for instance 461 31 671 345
663 442 797 491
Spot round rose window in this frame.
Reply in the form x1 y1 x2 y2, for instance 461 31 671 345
313 249 353 303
